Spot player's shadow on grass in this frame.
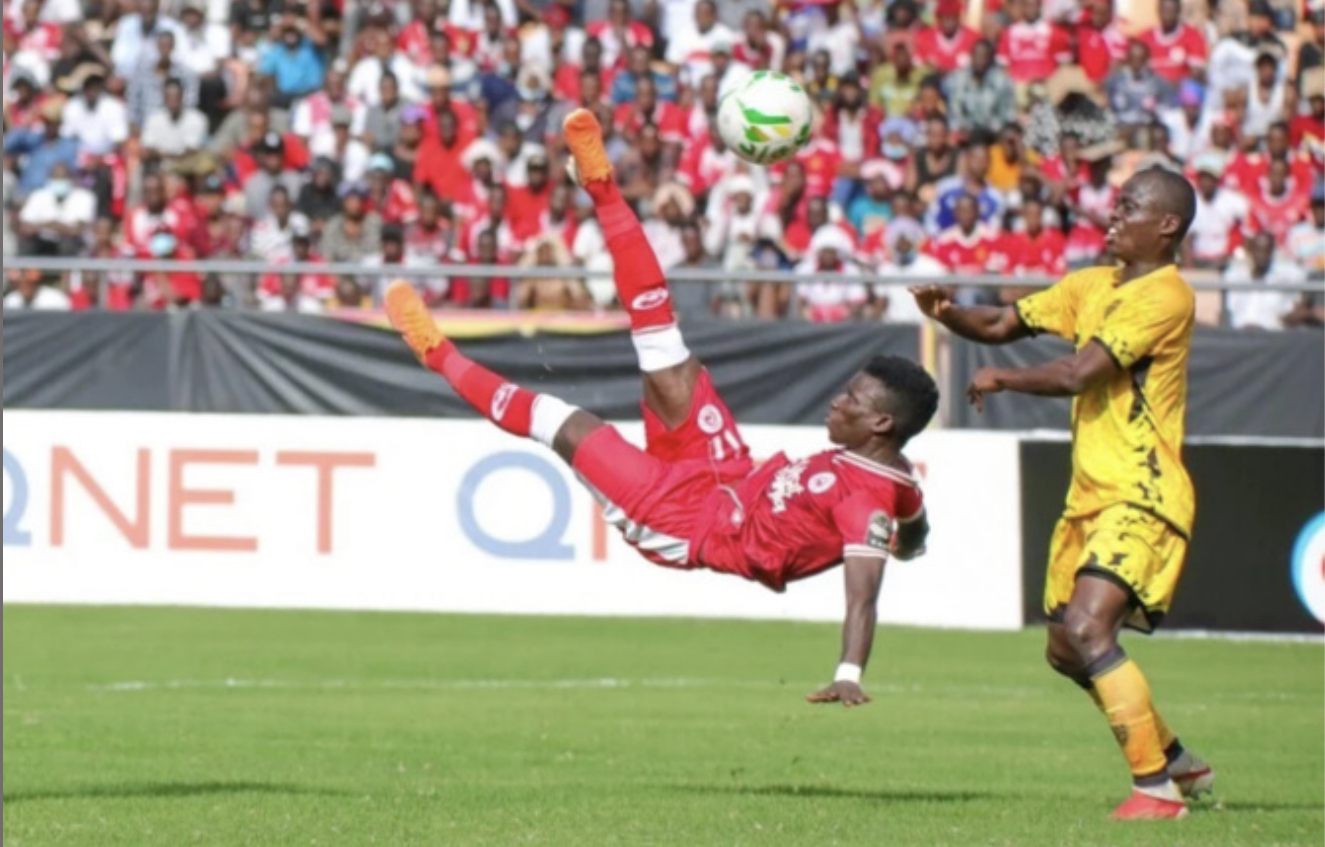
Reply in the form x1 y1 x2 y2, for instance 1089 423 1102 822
674 784 995 804
1195 801 1325 814
3 780 350 804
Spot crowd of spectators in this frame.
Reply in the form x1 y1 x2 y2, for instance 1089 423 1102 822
2 0 1322 329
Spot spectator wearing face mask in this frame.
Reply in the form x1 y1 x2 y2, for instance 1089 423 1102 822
873 218 943 323
16 160 94 256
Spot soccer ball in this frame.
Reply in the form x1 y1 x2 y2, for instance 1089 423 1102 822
716 71 814 166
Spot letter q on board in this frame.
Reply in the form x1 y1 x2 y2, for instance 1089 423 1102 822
2 448 32 547
458 451 574 560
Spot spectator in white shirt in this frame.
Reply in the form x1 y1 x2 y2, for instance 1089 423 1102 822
174 0 230 77
16 161 95 256
60 71 130 157
141 77 209 160
250 186 311 263
1286 188 1325 281
1223 233 1308 330
294 66 368 144
1187 153 1248 270
795 224 869 322
3 269 72 310
110 0 184 78
703 173 781 270
348 27 424 108
873 218 946 323
260 271 325 313
311 105 371 183
665 0 737 84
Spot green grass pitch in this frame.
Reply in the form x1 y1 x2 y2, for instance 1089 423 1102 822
4 605 1322 847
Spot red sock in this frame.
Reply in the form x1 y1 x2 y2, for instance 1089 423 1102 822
588 181 677 333
424 342 535 437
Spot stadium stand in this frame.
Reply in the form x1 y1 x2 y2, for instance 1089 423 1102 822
2 0 1323 325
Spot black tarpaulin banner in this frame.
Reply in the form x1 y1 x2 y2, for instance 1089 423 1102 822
2 312 921 425
947 329 1325 439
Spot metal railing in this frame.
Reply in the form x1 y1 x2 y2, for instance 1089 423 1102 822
5 256 1324 294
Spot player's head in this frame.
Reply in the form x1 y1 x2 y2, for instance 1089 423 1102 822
1107 166 1195 264
827 356 939 449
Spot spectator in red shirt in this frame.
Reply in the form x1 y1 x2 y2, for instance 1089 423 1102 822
135 226 202 308
1001 195 1067 276
586 0 654 71
414 108 470 204
404 191 457 264
1248 157 1310 247
366 153 419 226
124 172 187 253
1140 0 1208 84
422 65 480 147
997 0 1070 85
613 75 685 145
506 152 554 242
929 193 1000 275
913 0 978 73
553 36 609 103
1077 0 1129 83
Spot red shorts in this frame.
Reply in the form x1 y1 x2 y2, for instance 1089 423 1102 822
572 369 752 567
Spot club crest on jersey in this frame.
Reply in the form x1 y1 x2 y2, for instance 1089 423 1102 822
768 458 809 514
697 404 724 435
631 290 670 310
807 472 836 494
491 383 517 421
866 511 894 551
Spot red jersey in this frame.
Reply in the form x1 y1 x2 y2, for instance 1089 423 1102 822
695 450 923 591
1140 25 1207 83
794 138 844 198
506 183 553 241
1078 24 1129 82
999 227 1067 276
1066 181 1118 264
913 25 979 72
1289 115 1325 173
613 100 687 143
1248 183 1310 246
997 20 1070 83
928 225 1000 273
367 179 420 225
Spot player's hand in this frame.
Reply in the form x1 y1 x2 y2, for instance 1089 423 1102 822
966 368 1004 413
908 285 957 322
806 681 872 707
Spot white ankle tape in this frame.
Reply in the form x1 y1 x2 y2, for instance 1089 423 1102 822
530 395 578 448
632 326 690 373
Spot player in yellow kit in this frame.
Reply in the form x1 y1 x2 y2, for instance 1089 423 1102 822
911 167 1213 820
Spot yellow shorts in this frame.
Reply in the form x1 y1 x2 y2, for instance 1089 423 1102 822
1043 504 1189 633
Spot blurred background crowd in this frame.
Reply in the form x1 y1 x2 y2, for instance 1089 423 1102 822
2 0 1322 329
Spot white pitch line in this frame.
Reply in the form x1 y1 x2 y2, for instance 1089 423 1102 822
79 678 1317 702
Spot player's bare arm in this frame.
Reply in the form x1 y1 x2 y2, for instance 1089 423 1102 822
807 555 885 708
909 285 1030 345
966 342 1120 412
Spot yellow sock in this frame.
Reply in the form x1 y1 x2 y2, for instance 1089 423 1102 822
1090 657 1168 780
1152 707 1177 752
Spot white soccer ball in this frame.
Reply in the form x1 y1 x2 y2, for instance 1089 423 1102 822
716 71 814 166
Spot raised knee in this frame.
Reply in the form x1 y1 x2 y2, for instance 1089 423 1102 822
1061 609 1116 667
1045 644 1080 678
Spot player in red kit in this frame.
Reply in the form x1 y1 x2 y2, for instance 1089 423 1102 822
383 109 937 706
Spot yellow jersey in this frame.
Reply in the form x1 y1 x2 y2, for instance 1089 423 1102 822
1014 265 1197 536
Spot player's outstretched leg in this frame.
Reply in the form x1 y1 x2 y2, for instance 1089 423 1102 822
1077 685 1215 801
563 108 699 429
1048 577 1195 821
384 281 600 464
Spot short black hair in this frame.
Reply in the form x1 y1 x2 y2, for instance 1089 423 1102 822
1133 166 1197 243
863 355 939 445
